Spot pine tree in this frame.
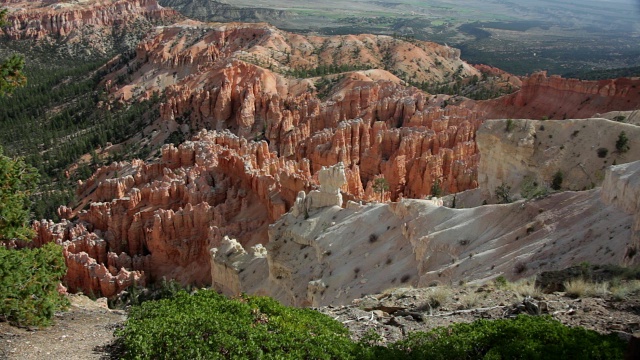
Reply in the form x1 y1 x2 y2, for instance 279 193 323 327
431 179 443 197
0 146 39 241
616 131 630 153
0 9 27 96
373 177 389 202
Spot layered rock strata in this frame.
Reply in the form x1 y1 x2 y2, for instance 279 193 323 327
1 0 180 40
469 72 640 120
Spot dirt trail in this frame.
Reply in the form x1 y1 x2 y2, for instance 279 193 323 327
0 295 125 360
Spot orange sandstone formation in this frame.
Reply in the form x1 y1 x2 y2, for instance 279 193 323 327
25 16 640 298
35 131 312 296
469 71 640 120
1 0 180 40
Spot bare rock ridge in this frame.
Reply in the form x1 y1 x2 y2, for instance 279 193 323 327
291 163 346 217
157 0 291 24
0 0 182 56
2 0 180 40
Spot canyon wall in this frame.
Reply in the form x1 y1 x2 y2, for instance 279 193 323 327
2 0 180 40
476 118 640 201
19 13 640 300
470 72 640 120
107 21 485 200
601 161 640 262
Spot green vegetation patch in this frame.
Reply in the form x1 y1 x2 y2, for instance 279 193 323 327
117 290 626 359
0 53 162 220
376 315 625 360
0 243 68 327
117 291 358 359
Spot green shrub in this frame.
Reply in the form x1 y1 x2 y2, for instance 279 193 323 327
109 277 192 309
616 131 630 153
0 146 39 242
431 179 443 197
384 315 624 360
494 275 508 288
495 183 512 204
505 119 514 132
117 290 359 359
0 243 68 326
118 292 626 360
551 170 563 190
597 147 609 158
521 177 548 199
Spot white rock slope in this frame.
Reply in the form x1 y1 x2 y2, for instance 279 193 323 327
210 160 640 306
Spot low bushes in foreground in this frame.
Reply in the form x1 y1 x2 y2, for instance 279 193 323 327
117 290 626 359
117 291 358 359
371 315 625 360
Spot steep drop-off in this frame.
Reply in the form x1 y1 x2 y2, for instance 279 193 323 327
34 130 309 296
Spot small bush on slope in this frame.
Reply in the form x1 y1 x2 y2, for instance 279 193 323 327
118 291 626 360
370 315 625 360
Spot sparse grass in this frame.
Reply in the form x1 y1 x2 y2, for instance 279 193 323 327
589 282 610 298
564 279 609 298
381 286 412 297
426 286 451 308
610 280 640 301
507 279 542 299
459 293 481 309
564 279 589 298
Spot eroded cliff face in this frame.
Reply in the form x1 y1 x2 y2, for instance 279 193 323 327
476 118 640 201
104 21 484 200
208 162 640 307
469 72 640 120
1 0 181 55
2 0 179 39
34 130 312 297
24 14 640 300
601 161 640 261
